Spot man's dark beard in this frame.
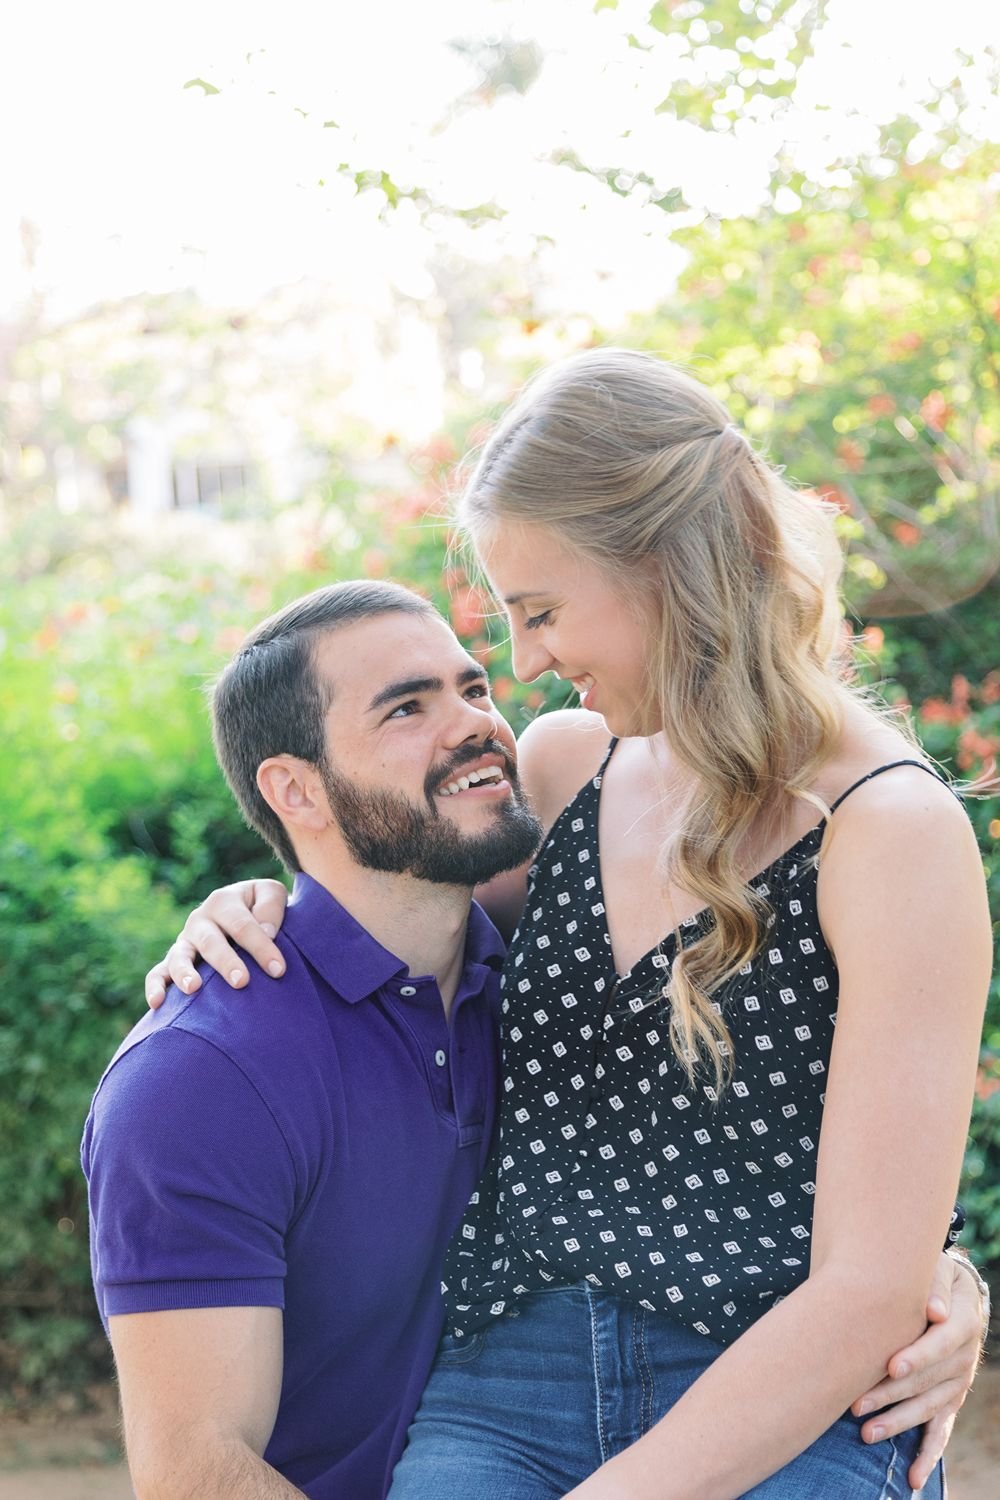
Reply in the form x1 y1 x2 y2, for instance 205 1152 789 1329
319 741 543 886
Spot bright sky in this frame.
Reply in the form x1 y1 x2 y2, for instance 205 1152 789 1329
1 0 997 326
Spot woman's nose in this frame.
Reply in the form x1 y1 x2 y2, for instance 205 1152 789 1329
510 628 555 684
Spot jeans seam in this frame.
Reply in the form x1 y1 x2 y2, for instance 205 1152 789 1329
586 1283 609 1465
636 1307 653 1434
877 1435 899 1500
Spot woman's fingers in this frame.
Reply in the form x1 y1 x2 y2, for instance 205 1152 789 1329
144 880 290 1008
144 958 174 1010
249 879 290 944
179 883 289 989
165 935 205 993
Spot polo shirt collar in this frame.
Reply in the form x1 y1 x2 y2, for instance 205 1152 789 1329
283 872 505 1004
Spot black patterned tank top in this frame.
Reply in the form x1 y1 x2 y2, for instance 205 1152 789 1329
443 745 961 1344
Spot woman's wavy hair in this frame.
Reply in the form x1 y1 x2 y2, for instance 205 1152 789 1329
458 347 855 1089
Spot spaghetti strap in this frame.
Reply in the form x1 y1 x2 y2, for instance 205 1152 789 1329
829 758 946 814
596 736 619 776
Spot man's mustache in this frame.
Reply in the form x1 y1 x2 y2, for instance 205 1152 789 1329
424 739 519 802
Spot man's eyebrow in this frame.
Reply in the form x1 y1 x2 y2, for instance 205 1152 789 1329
368 675 443 711
367 665 487 713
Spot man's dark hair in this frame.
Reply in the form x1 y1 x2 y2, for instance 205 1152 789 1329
211 580 439 871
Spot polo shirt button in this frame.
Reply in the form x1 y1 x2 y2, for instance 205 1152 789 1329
578 1149 588 1158
435 1050 447 1067
399 985 417 997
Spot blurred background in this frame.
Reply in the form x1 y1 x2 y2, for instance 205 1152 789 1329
1 0 998 1489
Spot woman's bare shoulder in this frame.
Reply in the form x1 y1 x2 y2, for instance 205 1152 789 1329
515 709 612 832
815 706 943 812
816 707 972 860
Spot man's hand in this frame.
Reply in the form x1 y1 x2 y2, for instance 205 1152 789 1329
110 1305 304 1498
144 879 289 1008
851 1250 987 1490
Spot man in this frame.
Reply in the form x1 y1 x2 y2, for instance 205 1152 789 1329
82 580 543 1498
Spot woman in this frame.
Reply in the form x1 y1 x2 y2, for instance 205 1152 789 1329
149 350 991 1496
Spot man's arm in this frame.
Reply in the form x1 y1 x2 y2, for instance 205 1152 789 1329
111 1305 303 1499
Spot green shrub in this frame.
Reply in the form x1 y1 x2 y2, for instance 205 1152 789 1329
1 497 996 1399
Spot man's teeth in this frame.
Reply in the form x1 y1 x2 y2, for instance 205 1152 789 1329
438 766 505 796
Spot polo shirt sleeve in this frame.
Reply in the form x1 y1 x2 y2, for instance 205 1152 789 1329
83 1024 296 1320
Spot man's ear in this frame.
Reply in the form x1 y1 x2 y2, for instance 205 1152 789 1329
257 757 329 834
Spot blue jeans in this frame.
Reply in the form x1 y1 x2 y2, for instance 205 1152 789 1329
388 1284 943 1499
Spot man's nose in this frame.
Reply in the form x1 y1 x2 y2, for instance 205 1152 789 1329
446 694 498 746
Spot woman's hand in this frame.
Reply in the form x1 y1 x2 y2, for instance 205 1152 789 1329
851 1249 987 1490
144 879 290 1008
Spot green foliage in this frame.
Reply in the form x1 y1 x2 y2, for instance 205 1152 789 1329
3 2 998 1397
627 144 1000 618
0 504 390 1399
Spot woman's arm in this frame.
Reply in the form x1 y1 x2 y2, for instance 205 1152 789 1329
143 709 608 1004
474 709 612 938
565 771 991 1500
852 1248 987 1490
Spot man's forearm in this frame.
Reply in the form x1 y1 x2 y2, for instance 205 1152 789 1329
128 1432 306 1500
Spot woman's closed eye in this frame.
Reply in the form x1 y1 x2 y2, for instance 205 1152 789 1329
524 610 553 630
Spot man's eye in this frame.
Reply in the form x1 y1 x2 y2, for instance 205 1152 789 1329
387 700 419 719
466 683 490 699
524 610 552 630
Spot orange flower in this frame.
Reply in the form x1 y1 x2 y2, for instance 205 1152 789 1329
918 697 964 725
920 391 953 429
888 331 923 356
957 728 999 761
213 626 247 655
421 434 457 465
35 620 60 652
861 625 884 654
449 585 489 638
820 484 853 514
975 1067 1000 1101
892 521 921 547
836 438 865 473
867 394 896 418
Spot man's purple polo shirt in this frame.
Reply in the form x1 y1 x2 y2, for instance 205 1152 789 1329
82 873 503 1499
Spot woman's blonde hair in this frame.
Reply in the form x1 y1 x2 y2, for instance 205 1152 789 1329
459 347 854 1088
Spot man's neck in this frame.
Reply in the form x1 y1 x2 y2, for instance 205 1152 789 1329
302 856 474 1017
